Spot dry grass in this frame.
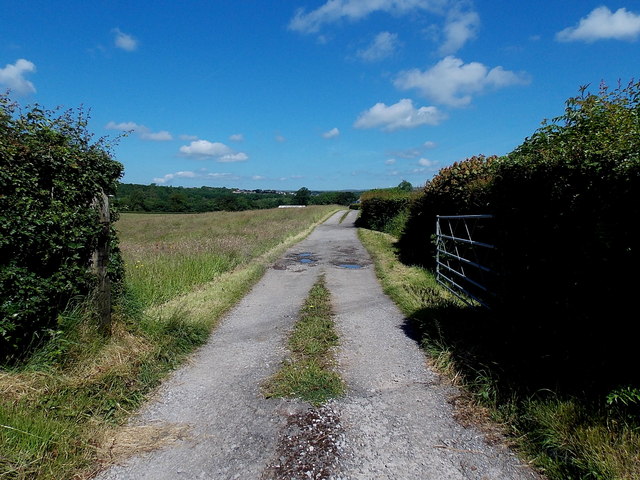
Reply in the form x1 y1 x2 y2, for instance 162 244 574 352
95 423 192 467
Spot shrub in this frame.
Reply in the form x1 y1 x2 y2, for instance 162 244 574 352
398 155 498 267
356 186 414 235
0 95 123 362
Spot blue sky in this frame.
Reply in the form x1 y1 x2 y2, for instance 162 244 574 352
2 1 640 190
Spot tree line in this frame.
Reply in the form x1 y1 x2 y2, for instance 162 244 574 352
114 183 360 213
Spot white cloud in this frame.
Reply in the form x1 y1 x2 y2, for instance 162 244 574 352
141 130 172 141
418 157 436 167
153 171 197 184
229 133 244 142
275 134 286 142
385 158 397 165
252 175 266 180
179 139 248 162
556 6 640 42
113 28 138 51
354 98 446 131
423 140 437 148
179 140 232 156
358 31 401 61
439 9 479 54
105 121 138 131
395 55 530 107
322 127 340 138
218 152 249 163
105 121 173 141
289 0 442 34
0 59 36 95
153 170 234 184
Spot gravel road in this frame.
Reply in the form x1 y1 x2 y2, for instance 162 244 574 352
95 210 542 480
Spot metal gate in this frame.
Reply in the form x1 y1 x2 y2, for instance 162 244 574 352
435 215 496 308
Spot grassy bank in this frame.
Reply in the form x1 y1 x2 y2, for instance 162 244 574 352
0 206 339 480
263 275 344 406
358 228 640 480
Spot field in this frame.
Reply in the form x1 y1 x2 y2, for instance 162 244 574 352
0 206 339 480
119 208 339 308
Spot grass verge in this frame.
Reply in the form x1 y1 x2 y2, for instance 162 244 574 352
0 206 340 480
263 275 344 406
358 227 640 480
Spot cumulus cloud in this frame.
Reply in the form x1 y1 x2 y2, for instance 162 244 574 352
439 8 480 54
179 140 231 156
153 170 234 184
105 121 173 141
385 158 397 165
395 55 530 107
179 139 248 162
229 133 244 142
358 31 401 61
113 28 138 51
322 127 340 138
0 59 36 95
556 6 640 42
289 0 442 34
354 98 446 131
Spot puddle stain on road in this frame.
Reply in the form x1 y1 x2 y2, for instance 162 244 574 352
272 252 320 270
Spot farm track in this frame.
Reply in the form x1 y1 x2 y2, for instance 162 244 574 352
95 211 542 480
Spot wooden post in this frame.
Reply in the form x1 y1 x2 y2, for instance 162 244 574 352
92 191 112 333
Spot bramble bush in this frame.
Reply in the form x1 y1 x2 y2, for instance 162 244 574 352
0 95 124 363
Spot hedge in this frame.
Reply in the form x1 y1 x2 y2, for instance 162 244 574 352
396 82 640 388
356 186 414 237
0 96 124 362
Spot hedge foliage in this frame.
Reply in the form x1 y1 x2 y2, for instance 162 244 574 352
397 81 640 387
0 95 124 362
356 184 415 237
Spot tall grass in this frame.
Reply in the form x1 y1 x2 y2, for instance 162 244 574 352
0 206 339 480
119 208 338 308
358 227 640 480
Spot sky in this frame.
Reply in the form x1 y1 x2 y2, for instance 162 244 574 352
2 1 640 191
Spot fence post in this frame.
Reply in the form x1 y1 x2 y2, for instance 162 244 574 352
92 191 111 333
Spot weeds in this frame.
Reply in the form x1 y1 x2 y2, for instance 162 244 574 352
263 276 344 406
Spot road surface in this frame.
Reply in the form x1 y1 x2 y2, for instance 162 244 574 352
96 210 541 480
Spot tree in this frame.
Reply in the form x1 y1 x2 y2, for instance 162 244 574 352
397 180 413 192
293 187 311 205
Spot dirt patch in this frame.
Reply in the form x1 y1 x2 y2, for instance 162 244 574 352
261 405 344 480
